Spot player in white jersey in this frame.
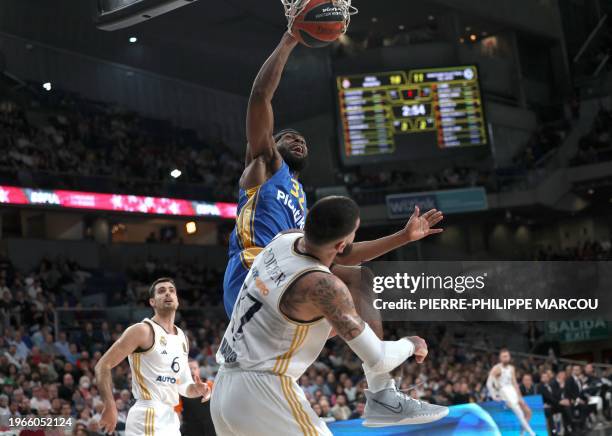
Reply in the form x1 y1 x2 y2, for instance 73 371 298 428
95 278 211 435
487 349 536 436
211 196 449 436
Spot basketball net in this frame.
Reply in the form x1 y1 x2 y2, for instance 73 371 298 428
280 0 358 35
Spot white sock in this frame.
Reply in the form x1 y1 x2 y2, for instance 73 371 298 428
363 364 394 393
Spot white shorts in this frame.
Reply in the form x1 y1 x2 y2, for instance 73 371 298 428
500 385 519 406
211 366 332 436
125 400 180 436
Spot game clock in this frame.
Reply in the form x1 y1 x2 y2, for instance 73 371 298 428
335 66 488 165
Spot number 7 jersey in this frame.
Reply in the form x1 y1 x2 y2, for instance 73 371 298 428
217 232 333 381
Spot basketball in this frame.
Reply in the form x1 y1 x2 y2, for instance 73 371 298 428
290 0 348 48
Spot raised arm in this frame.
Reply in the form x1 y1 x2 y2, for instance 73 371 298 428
244 32 298 174
96 323 153 433
335 206 443 266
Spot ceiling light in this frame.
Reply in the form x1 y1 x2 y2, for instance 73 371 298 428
129 36 138 43
185 221 197 234
587 188 594 195
428 15 435 21
371 17 378 23
170 169 182 179
398 25 405 30
469 34 478 42
42 82 52 91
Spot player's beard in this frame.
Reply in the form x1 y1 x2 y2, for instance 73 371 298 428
156 302 177 315
279 147 308 173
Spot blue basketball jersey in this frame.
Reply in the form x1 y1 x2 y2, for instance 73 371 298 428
228 161 307 270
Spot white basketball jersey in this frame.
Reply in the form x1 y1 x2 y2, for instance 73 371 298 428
217 232 332 381
499 364 514 388
128 318 193 407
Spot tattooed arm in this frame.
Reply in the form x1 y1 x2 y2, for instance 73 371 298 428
308 273 365 340
280 271 364 340
280 271 426 371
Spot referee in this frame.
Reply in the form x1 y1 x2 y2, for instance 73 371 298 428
180 359 216 436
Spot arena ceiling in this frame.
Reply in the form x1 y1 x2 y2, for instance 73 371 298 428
0 0 450 95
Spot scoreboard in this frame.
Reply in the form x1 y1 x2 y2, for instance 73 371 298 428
336 66 488 164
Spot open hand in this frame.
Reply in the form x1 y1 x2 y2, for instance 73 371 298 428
98 405 118 434
193 374 212 403
403 206 443 242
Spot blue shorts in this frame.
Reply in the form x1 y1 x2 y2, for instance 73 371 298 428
222 254 249 317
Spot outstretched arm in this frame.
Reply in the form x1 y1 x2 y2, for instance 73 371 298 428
244 32 298 170
96 323 152 433
335 206 443 266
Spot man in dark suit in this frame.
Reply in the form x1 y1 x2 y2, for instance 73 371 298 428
539 371 572 435
565 365 584 402
520 374 536 397
565 365 590 430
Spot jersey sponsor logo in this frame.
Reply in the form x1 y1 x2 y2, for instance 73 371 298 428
276 190 305 229
255 277 269 296
160 336 167 346
156 375 178 384
262 249 286 287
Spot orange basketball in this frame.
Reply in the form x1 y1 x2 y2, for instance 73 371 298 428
290 0 347 48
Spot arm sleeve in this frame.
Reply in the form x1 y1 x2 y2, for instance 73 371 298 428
346 323 415 374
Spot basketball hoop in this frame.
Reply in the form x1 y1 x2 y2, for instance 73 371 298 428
280 0 358 35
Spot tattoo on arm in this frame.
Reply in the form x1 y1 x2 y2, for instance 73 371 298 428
309 275 364 340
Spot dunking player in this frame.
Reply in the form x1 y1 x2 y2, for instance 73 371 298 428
222 30 445 426
487 349 536 436
212 197 448 435
223 31 443 318
96 278 211 435
222 31 309 317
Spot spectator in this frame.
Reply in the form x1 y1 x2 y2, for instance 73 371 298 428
54 332 71 361
58 373 75 403
331 394 351 421
29 386 51 412
0 394 9 418
520 373 536 396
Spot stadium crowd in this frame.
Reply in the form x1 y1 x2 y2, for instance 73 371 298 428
0 89 243 202
1 251 611 435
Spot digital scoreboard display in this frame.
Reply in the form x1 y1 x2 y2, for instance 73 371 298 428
336 66 488 164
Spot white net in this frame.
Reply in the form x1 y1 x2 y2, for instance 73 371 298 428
280 0 358 36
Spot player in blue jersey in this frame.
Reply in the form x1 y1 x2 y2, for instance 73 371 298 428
222 31 447 429
223 30 443 325
223 32 310 316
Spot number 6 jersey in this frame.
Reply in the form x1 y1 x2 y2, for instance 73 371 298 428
217 232 333 381
128 318 193 407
